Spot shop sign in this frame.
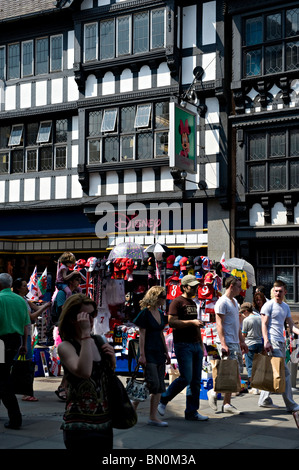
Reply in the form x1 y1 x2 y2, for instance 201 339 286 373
169 102 197 174
95 195 206 239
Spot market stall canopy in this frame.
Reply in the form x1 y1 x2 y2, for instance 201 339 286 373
107 242 146 261
224 257 256 287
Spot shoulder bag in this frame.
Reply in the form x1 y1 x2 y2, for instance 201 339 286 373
126 363 149 402
93 335 137 429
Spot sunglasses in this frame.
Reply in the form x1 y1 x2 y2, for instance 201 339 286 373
88 310 97 318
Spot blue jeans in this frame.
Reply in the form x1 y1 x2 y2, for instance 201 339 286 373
160 341 203 418
244 343 263 379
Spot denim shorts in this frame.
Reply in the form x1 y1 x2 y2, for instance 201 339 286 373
216 342 243 372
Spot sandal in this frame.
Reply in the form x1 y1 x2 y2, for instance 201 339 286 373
22 395 39 402
55 386 67 401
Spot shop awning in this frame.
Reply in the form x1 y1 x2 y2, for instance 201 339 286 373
0 208 95 237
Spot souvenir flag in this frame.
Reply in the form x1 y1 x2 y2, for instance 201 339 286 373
37 268 48 297
27 266 39 301
81 271 94 299
220 252 230 273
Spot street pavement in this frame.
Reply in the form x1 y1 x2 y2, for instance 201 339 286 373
1 374 299 452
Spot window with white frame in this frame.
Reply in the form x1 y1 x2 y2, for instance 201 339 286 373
0 118 68 174
87 102 169 164
50 35 63 72
86 8 165 63
0 34 64 80
22 40 33 77
8 125 23 146
84 23 98 62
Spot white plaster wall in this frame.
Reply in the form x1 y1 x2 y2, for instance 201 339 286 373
24 178 36 202
120 69 133 93
102 72 115 95
71 144 79 168
9 180 20 202
205 129 219 155
5 85 16 111
205 97 219 124
142 168 155 193
249 203 265 226
106 171 118 195
138 66 151 90
202 1 216 45
205 162 219 189
67 30 75 69
160 167 174 191
123 170 137 194
157 62 171 87
55 175 67 199
271 202 287 225
39 177 51 200
67 76 79 101
36 81 47 107
72 116 79 140
20 83 31 109
0 181 5 203
86 74 97 97
51 78 63 104
182 56 196 85
71 174 83 198
182 5 197 48
89 173 101 196
202 52 216 82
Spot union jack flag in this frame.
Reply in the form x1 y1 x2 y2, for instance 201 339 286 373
27 266 39 301
80 270 94 300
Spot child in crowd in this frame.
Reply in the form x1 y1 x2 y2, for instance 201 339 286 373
241 302 263 394
56 252 82 299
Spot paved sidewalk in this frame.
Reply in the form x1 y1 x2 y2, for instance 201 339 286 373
1 375 299 450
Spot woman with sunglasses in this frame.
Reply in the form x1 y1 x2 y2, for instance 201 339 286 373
133 286 170 427
58 293 116 451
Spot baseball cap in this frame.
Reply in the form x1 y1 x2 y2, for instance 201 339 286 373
180 274 200 286
179 256 188 271
166 255 175 269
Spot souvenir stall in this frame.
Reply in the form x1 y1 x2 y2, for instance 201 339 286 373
31 247 256 384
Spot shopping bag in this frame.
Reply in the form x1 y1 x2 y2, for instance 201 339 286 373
211 358 241 393
10 355 35 396
168 364 180 384
251 353 285 393
126 364 149 402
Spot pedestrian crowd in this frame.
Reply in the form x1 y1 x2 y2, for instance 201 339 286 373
0 269 299 451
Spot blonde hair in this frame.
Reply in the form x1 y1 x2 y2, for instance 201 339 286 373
59 251 76 265
139 286 166 310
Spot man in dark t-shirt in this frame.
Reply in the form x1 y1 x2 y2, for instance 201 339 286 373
158 275 208 421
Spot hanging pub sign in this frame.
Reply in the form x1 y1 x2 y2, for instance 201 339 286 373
169 102 197 174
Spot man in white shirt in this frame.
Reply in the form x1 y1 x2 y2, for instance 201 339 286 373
207 276 248 414
258 280 299 412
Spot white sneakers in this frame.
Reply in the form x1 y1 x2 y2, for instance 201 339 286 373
157 402 166 416
222 404 243 415
207 389 218 411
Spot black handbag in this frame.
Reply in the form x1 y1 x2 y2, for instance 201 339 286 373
93 335 137 430
10 355 35 396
